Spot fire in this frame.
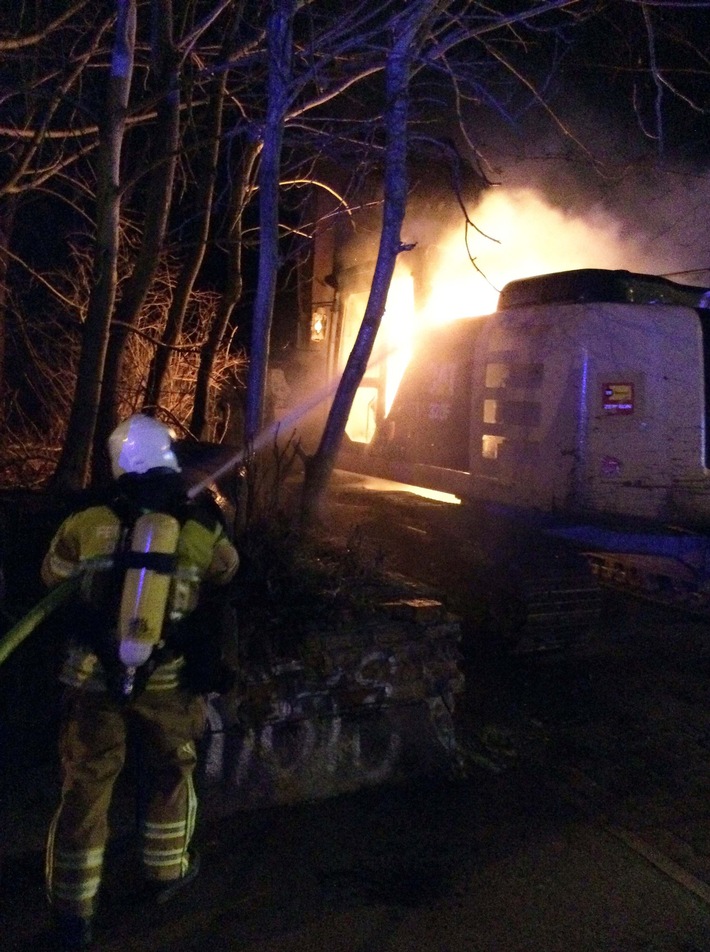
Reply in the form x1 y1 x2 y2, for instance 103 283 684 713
346 473 461 505
413 188 657 322
344 186 680 444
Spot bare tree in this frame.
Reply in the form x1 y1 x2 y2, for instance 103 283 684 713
0 1 109 406
300 0 443 524
143 13 234 421
2 0 710 500
243 0 298 443
190 140 260 440
92 0 181 481
52 0 137 491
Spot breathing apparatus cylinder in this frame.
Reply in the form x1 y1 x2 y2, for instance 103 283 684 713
118 512 180 668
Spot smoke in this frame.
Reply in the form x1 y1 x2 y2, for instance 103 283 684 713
326 141 710 444
396 166 710 322
316 64 710 445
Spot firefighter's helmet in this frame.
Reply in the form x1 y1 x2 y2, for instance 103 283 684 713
108 414 181 479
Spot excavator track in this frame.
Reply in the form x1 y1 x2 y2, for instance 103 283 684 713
584 549 710 617
512 561 604 653
330 477 710 655
382 493 608 655
465 536 604 655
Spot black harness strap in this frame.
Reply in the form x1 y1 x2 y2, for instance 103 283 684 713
120 550 179 574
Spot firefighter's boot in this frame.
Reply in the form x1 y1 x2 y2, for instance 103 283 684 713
145 849 201 905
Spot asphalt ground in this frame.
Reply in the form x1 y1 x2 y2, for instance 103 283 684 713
5 590 710 952
4 474 710 950
3 753 710 952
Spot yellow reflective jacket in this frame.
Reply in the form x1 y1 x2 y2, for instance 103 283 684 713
41 503 239 693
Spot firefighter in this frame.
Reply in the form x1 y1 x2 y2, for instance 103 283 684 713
41 414 239 951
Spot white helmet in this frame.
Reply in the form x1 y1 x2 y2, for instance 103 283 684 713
108 414 181 479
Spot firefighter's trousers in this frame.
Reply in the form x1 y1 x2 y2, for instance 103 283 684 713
46 685 207 919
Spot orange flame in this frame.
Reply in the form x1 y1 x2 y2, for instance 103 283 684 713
344 186 684 443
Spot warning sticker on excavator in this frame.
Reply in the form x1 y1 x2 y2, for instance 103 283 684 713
603 383 634 414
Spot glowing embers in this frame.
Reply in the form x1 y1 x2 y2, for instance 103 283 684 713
342 275 415 444
407 487 461 504
358 475 460 505
347 386 379 444
483 399 497 425
310 308 327 342
482 434 506 460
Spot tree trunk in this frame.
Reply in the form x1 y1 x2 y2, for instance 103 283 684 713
143 3 241 413
190 141 259 441
143 70 228 417
92 0 180 481
243 0 296 444
52 0 136 491
300 1 435 526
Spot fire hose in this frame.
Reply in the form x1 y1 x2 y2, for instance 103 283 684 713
0 575 81 668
